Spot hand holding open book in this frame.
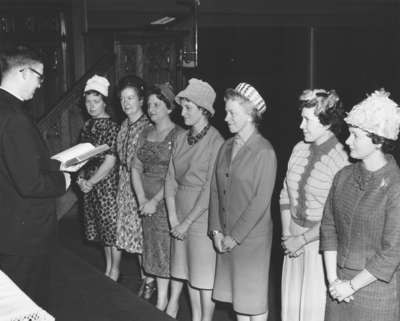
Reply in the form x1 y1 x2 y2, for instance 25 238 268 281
51 143 110 172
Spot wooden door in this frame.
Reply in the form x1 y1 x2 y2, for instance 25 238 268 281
114 32 184 91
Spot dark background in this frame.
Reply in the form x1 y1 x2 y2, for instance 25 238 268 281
182 26 400 311
185 25 400 190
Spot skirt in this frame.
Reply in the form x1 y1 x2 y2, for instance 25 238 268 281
281 220 326 321
212 233 271 315
325 267 400 321
170 185 216 289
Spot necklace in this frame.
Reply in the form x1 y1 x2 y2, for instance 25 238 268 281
187 123 211 145
148 124 175 142
122 114 148 164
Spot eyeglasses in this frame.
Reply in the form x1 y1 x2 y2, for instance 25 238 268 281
20 67 44 83
28 67 44 83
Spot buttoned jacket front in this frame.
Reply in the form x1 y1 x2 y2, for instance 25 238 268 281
209 132 277 243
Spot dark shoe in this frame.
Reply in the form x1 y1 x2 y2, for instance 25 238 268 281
143 280 156 300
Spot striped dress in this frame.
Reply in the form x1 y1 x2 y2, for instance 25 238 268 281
280 135 348 321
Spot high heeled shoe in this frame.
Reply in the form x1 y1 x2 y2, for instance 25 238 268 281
143 280 156 300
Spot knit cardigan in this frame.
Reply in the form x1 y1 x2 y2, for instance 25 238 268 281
280 136 349 228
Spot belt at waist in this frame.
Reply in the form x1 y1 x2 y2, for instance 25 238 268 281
177 184 202 192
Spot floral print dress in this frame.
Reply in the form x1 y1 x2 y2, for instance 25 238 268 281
116 114 152 253
80 118 120 246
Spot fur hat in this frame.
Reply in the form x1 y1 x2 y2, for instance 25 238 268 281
175 78 216 115
234 83 267 113
84 75 110 97
345 89 400 140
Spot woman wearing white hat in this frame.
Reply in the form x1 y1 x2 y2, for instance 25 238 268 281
77 74 120 280
280 89 348 321
164 78 224 320
321 89 400 321
209 83 276 321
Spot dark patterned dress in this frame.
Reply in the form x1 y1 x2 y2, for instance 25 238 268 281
79 118 120 246
116 115 152 253
133 126 179 277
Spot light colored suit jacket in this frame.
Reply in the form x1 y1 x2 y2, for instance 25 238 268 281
209 131 277 243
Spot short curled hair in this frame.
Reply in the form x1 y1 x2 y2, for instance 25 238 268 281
367 131 396 153
299 89 345 136
224 88 262 126
83 89 109 105
199 106 212 121
117 75 146 100
82 89 113 118
147 85 175 111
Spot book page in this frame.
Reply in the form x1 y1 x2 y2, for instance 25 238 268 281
59 160 88 173
65 144 109 167
52 143 110 172
51 143 95 163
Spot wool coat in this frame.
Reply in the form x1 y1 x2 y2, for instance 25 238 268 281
0 89 66 256
209 131 277 314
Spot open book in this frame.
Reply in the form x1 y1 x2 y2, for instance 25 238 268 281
51 143 110 172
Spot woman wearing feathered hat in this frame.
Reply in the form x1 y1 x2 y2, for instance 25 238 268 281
280 89 349 321
321 89 400 321
209 83 276 321
164 78 224 320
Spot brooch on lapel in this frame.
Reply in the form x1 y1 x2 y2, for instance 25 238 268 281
379 178 387 189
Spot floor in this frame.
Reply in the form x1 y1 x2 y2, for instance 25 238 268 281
54 204 282 321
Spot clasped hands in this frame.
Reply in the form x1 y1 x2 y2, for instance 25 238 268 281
138 197 158 217
328 279 355 303
281 235 305 257
212 233 238 253
170 219 190 240
77 177 94 193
